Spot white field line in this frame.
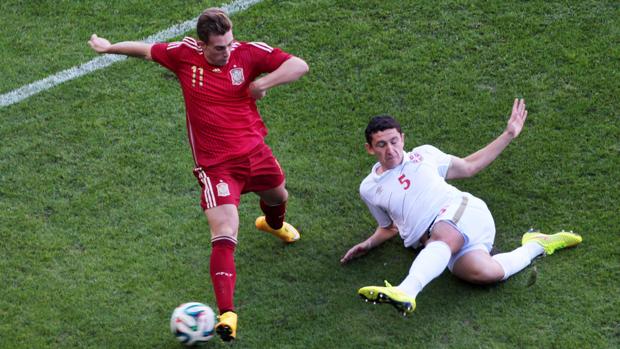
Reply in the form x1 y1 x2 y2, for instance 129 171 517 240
0 0 263 108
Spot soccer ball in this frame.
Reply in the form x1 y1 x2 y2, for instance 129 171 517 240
170 302 216 346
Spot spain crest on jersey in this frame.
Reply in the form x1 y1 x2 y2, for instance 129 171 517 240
216 181 231 197
229 68 244 85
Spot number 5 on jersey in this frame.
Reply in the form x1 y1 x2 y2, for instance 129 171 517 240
398 174 411 190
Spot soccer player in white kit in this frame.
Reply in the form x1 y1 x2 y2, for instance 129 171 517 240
341 99 582 315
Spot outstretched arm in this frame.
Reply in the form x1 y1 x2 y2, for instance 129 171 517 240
88 34 154 60
446 98 528 180
248 56 309 99
340 225 398 264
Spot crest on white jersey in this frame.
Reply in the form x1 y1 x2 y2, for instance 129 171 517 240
229 68 245 85
409 152 423 163
217 181 231 197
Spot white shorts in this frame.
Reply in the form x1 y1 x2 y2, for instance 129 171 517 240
430 193 496 271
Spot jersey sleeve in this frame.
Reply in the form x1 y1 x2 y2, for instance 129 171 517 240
150 42 179 72
360 189 392 229
247 42 292 73
414 144 453 178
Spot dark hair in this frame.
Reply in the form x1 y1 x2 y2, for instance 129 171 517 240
196 8 232 42
365 115 402 144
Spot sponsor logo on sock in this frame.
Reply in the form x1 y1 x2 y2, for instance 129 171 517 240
215 271 234 277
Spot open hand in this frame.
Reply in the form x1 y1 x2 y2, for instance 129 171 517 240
88 34 111 54
506 98 528 139
340 240 371 264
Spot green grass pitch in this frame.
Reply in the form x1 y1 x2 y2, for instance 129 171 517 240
0 0 618 348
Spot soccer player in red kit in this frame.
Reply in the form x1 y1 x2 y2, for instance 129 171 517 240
88 8 309 341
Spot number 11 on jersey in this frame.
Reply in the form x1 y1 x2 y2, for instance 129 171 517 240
191 65 204 87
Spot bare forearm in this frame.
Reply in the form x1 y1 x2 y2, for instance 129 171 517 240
340 225 398 264
462 131 514 175
104 41 153 60
252 56 309 90
89 34 153 60
366 226 399 249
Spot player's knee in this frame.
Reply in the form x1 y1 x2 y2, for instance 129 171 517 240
275 188 288 204
207 220 238 240
258 185 288 205
211 229 238 240
462 267 503 285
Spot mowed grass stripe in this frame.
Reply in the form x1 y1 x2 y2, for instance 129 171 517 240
0 1 617 348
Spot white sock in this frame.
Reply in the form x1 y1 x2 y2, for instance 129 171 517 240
492 242 545 280
397 241 452 298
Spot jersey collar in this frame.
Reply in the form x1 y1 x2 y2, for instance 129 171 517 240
371 150 410 178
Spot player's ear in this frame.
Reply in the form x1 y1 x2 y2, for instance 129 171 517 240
365 143 374 155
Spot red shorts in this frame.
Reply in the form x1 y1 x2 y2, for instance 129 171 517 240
192 143 285 210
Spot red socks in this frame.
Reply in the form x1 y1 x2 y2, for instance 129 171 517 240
210 237 237 314
209 200 286 314
260 200 287 230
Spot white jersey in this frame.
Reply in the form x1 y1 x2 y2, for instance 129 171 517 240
359 145 464 248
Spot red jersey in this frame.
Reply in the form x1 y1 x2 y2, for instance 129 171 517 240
151 37 292 167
